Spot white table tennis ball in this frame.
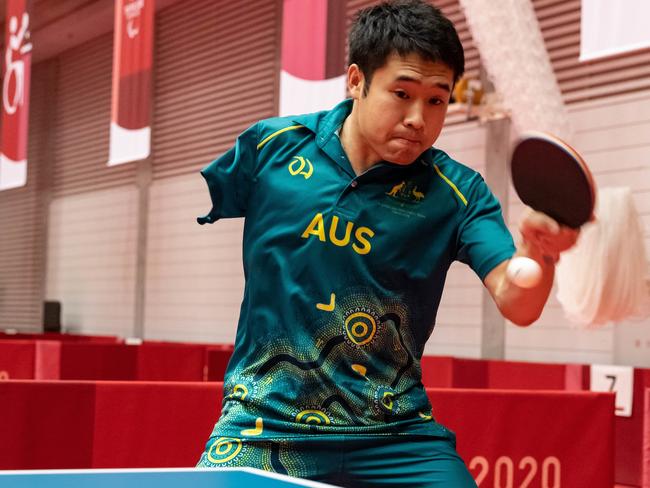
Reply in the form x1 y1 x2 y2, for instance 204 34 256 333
506 256 542 288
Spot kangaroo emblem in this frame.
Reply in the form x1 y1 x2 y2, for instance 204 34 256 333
387 181 406 196
411 187 425 201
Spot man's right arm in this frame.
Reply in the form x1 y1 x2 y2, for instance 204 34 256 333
197 123 260 225
483 210 579 326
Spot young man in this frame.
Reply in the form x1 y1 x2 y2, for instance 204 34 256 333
195 1 577 486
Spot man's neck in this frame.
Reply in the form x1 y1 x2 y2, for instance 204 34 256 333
339 111 380 176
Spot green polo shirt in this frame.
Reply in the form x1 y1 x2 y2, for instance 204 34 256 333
198 99 515 440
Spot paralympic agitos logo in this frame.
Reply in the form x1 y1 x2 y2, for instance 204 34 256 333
288 155 313 179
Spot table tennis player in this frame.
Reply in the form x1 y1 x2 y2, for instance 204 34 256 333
195 1 578 486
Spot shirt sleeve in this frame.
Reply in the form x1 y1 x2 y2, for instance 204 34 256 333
197 123 259 224
456 175 516 280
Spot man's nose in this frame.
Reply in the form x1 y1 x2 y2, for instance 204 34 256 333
404 102 424 130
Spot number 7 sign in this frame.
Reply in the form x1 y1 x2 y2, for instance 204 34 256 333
590 364 634 417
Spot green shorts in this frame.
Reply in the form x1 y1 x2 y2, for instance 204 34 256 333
196 433 477 488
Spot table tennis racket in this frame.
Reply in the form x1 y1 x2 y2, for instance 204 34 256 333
510 131 596 229
506 131 596 288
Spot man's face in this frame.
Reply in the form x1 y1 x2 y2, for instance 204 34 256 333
348 53 454 165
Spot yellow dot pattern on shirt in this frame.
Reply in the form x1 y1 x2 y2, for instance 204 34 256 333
295 409 331 425
207 437 243 464
345 311 377 345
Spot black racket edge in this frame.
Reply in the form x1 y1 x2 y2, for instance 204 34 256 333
510 130 597 228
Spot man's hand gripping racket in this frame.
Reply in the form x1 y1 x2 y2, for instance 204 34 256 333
506 131 596 288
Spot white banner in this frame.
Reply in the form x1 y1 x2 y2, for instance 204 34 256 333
279 72 345 118
580 0 650 61
279 0 345 117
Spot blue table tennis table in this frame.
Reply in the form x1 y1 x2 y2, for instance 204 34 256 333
0 467 339 487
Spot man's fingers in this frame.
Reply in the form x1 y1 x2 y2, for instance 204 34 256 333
521 209 560 235
519 209 580 256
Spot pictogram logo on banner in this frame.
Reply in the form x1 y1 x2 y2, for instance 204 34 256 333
124 0 145 39
3 12 31 116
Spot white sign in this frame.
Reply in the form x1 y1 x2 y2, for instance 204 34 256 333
590 364 634 417
580 0 650 61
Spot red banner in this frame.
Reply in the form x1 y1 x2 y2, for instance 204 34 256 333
108 0 153 166
0 0 32 190
428 388 615 488
279 0 346 116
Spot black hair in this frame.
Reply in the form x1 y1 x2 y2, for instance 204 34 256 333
348 0 465 94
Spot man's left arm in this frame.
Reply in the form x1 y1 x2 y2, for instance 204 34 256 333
483 210 579 326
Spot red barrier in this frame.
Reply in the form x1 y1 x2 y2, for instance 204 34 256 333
205 345 234 381
34 341 61 379
0 340 37 379
427 388 615 488
0 381 96 468
0 332 121 342
137 343 208 381
92 382 220 467
641 388 650 488
0 380 615 484
0 380 221 469
420 356 487 388
486 359 589 391
59 343 209 381
59 343 139 380
616 369 650 487
0 340 60 380
0 339 233 381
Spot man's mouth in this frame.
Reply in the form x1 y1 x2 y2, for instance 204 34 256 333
394 136 420 144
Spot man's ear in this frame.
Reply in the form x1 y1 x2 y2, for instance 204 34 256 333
347 64 365 100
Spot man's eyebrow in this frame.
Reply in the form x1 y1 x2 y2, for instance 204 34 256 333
394 75 451 93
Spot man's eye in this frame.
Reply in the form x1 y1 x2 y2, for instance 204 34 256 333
429 98 443 105
394 90 409 99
